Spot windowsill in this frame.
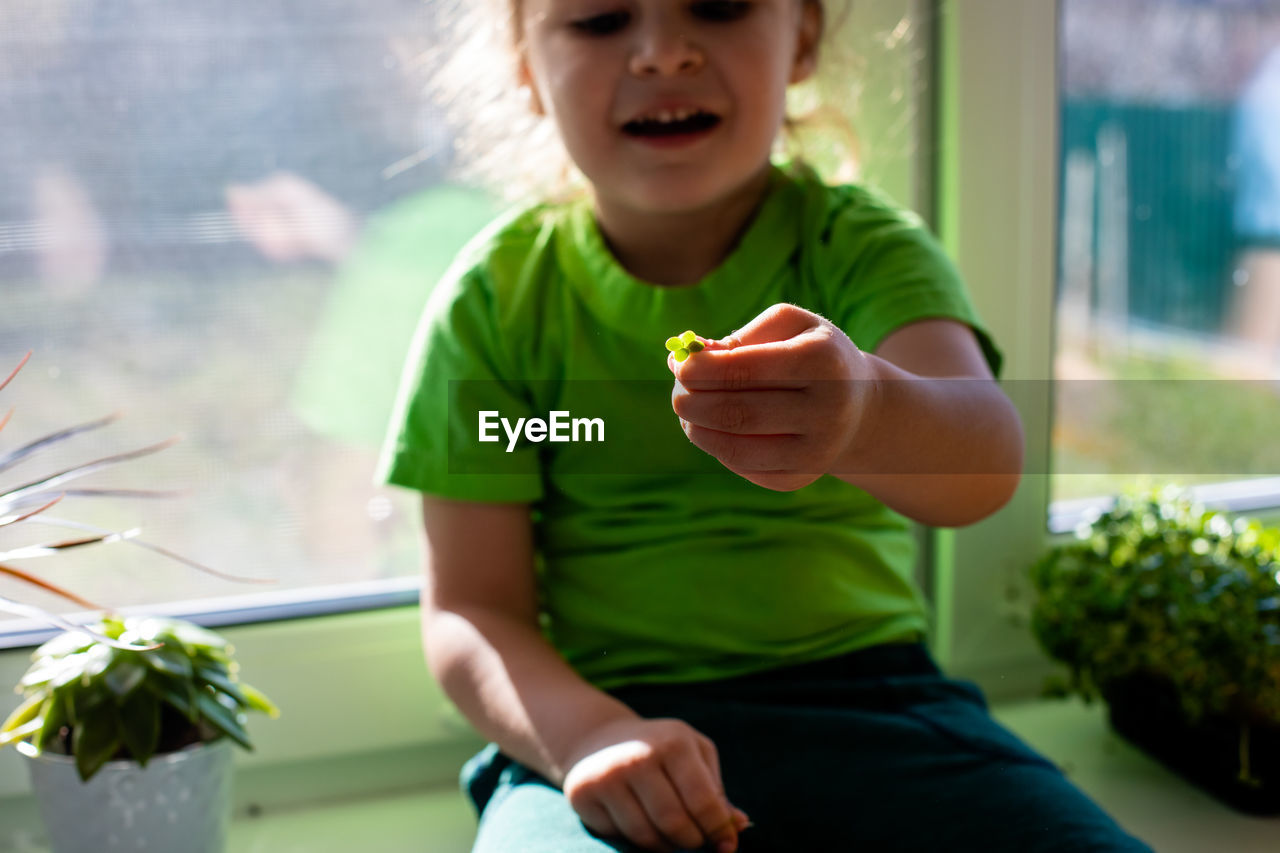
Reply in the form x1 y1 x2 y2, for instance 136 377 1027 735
992 697 1280 852
1047 478 1280 535
2 697 1276 853
0 741 485 853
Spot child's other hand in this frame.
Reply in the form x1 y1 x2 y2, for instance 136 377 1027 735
561 716 750 853
669 303 875 491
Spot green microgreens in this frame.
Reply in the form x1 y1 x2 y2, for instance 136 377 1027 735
664 330 706 363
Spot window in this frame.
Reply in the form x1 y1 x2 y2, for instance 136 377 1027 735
1051 0 1280 525
938 0 1280 699
0 1 499 640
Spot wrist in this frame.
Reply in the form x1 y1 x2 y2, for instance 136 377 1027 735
546 694 640 785
829 352 896 477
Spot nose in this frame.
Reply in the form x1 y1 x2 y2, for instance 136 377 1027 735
628 19 704 76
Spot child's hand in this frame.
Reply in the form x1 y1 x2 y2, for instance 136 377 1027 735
669 303 876 491
561 716 751 853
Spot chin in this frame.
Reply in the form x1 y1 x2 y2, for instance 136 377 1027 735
625 177 761 217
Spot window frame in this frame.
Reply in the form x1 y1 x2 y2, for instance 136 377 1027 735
929 0 1061 699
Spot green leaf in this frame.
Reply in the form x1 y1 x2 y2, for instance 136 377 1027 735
0 696 45 742
1 692 45 736
79 644 117 681
165 621 231 655
32 630 96 660
66 682 113 728
116 689 160 766
194 664 248 707
35 692 69 752
129 616 228 655
72 710 121 782
103 657 148 699
193 690 252 751
140 645 192 679
0 718 40 747
22 652 90 690
238 682 281 718
141 675 197 721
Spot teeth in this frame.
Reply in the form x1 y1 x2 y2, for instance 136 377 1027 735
638 108 701 124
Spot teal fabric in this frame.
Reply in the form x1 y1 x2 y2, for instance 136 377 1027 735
380 162 1001 689
461 645 1153 853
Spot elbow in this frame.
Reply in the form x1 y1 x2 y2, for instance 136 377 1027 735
948 402 1024 526
419 605 479 693
927 400 1024 527
917 471 1021 528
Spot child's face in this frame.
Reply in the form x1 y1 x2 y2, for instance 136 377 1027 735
517 0 821 217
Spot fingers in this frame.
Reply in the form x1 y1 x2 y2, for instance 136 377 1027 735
672 386 808 435
602 784 679 853
671 340 816 391
574 762 730 853
678 427 806 475
563 722 748 853
664 740 742 851
720 303 823 348
627 767 712 851
670 315 840 392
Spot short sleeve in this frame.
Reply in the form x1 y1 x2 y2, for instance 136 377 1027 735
816 188 1004 378
378 259 544 503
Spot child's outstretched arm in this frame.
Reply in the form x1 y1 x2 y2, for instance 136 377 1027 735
418 496 750 853
669 304 1023 527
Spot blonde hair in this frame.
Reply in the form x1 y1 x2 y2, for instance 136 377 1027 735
425 0 869 204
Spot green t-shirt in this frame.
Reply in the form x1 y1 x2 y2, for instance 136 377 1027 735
380 162 1001 690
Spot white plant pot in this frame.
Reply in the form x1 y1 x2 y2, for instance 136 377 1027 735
16 738 233 853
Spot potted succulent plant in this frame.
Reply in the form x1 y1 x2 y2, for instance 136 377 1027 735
0 353 279 852
1026 485 1280 815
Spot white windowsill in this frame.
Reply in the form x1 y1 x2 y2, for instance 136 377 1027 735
1048 478 1280 535
2 696 1277 852
992 698 1280 852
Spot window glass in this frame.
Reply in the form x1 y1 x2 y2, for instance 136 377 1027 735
0 1 495 628
1053 0 1280 507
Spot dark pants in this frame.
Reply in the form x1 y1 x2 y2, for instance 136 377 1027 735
461 644 1153 852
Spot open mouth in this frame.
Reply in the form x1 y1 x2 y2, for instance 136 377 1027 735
622 110 721 138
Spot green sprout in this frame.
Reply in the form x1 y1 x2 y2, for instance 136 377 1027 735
664 330 706 363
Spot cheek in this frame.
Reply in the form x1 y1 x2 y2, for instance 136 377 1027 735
547 71 616 153
536 52 602 115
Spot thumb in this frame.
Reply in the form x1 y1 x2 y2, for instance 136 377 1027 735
720 303 824 348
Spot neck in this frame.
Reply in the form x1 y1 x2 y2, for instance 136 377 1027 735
591 167 775 287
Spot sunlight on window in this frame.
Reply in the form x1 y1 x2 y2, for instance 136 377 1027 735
0 1 496 627
1052 0 1280 507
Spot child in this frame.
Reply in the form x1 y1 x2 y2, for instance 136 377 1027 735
381 1 1153 850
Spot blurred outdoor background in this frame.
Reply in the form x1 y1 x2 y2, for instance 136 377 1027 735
1052 0 1280 503
0 0 496 622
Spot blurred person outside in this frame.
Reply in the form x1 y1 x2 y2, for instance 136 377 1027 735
1230 43 1280 378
